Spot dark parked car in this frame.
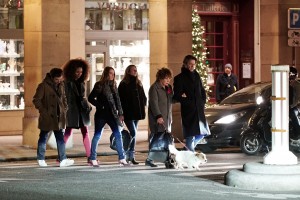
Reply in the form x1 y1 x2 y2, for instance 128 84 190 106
197 82 272 153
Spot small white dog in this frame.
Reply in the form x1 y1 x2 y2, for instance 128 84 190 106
168 144 207 171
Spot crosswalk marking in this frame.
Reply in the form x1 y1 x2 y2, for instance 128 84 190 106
0 161 243 177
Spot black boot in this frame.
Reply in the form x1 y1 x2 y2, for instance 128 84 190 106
145 159 158 167
130 158 139 165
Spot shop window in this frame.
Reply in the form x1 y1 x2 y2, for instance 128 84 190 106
0 39 24 110
85 1 148 31
86 40 149 96
0 0 23 29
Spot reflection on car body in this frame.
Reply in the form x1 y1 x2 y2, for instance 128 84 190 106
196 82 272 153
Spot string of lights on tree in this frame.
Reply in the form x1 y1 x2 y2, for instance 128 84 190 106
192 8 211 104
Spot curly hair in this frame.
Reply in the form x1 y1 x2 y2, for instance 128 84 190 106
62 58 90 82
122 65 142 86
156 67 173 82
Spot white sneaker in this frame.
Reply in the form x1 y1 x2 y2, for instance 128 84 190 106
37 160 47 167
199 138 207 144
59 159 74 167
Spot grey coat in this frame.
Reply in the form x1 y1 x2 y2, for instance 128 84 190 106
32 73 68 131
148 81 173 133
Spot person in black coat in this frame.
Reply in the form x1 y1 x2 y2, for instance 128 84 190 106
63 58 92 164
215 63 238 103
173 55 210 152
118 65 147 165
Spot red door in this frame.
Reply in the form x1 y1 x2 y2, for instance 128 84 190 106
200 16 231 102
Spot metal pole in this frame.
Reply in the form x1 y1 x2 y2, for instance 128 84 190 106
264 65 298 165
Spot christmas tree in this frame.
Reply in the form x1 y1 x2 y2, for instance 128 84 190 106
192 8 210 104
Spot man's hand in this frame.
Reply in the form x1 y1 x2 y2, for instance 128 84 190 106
157 117 164 124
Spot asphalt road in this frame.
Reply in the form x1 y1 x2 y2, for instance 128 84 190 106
0 152 300 200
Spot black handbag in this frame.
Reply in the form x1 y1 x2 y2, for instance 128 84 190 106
110 129 133 151
148 128 174 163
80 98 92 113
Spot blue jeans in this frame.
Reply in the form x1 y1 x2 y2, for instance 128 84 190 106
90 117 125 160
37 129 67 161
124 120 138 159
185 135 204 152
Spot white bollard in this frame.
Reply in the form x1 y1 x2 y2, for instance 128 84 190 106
264 65 298 165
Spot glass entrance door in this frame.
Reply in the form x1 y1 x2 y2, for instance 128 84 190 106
201 16 230 102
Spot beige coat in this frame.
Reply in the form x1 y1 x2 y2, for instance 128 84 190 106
33 73 68 131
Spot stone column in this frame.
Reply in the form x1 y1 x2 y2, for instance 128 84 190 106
70 0 85 59
149 0 193 140
23 0 70 148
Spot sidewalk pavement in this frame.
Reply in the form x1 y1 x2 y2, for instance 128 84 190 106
0 128 150 162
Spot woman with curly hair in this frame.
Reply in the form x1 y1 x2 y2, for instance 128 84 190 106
62 58 92 164
145 67 173 167
118 65 147 165
88 66 130 167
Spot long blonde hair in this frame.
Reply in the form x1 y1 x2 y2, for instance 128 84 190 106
122 65 142 86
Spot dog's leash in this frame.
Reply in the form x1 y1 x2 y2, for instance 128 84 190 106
175 137 192 152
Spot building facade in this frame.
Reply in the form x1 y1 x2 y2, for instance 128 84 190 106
0 0 299 146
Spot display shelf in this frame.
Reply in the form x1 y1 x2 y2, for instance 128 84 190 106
0 39 24 110
0 90 20 95
0 72 21 76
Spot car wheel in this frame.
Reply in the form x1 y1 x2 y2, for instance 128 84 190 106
195 145 217 153
240 133 262 155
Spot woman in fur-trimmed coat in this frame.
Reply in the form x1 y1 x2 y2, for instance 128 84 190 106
63 58 92 164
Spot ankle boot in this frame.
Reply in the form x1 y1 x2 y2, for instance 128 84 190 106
145 159 158 167
130 158 139 165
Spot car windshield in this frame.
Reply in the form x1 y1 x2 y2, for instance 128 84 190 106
220 82 271 104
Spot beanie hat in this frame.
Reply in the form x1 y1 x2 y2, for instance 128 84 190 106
224 63 232 70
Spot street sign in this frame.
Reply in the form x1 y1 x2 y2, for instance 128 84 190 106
288 30 300 38
288 8 300 29
288 38 300 47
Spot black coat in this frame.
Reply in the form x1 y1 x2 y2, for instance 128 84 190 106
118 76 147 121
173 67 208 138
65 80 91 128
216 73 238 103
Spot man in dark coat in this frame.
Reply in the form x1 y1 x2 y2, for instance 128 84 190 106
33 68 74 167
215 63 238 103
173 55 210 152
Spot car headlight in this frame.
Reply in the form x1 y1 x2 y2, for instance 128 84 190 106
256 96 264 105
214 111 247 124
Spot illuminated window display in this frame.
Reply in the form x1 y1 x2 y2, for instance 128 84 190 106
0 39 24 110
85 0 148 31
85 1 150 97
0 0 23 29
86 39 149 95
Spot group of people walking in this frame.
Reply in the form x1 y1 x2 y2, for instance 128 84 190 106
33 54 211 168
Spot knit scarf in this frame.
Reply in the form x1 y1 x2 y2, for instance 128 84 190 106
103 81 123 126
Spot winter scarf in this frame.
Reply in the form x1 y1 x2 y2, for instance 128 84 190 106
103 81 123 126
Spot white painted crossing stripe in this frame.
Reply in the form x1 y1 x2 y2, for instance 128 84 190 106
0 161 242 177
0 178 42 183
